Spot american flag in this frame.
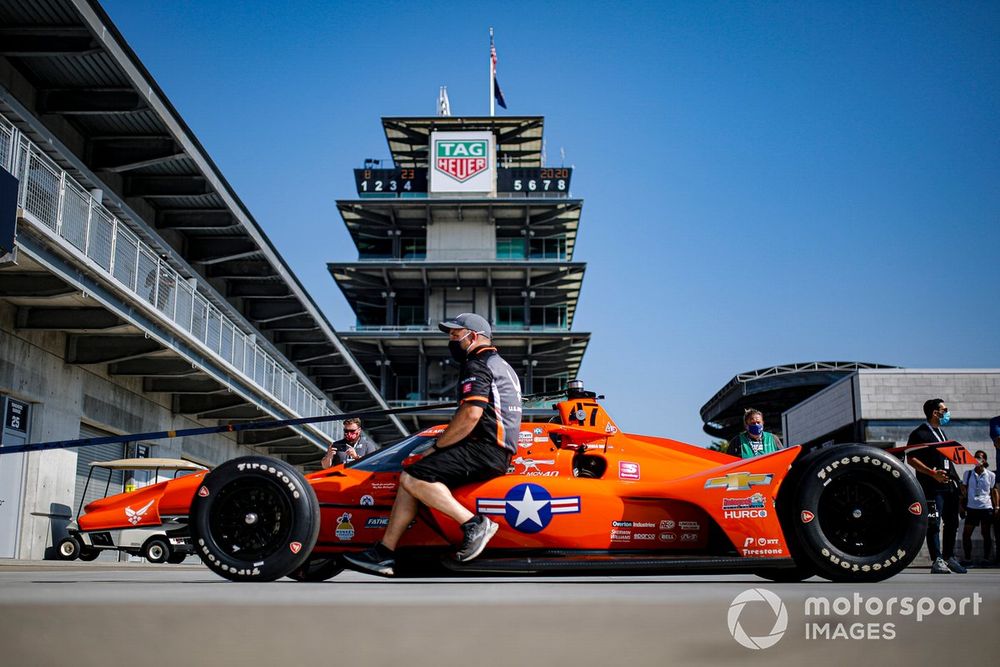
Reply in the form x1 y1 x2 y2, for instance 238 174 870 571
491 33 507 110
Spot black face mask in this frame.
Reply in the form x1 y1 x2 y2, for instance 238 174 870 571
448 340 467 363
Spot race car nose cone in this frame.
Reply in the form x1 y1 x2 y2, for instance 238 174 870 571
852 509 862 519
244 512 258 525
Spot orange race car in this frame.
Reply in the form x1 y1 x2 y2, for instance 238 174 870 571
186 381 944 584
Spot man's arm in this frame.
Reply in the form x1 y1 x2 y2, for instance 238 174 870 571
435 402 485 449
907 453 949 483
321 444 336 469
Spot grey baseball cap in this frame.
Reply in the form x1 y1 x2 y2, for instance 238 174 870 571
438 313 491 338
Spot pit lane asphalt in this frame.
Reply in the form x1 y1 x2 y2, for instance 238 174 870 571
0 561 994 667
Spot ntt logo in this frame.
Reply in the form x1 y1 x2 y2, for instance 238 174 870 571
727 588 788 650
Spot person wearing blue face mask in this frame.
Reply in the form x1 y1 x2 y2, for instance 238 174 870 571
727 408 783 459
907 398 966 574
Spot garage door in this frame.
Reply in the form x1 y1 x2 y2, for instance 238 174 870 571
74 424 124 561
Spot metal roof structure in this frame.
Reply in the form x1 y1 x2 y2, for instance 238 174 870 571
0 0 407 452
383 116 544 168
699 361 898 441
337 198 583 261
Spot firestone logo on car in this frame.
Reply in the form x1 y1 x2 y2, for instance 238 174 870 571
434 140 488 182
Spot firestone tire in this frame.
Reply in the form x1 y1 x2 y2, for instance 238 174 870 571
791 445 926 582
143 536 171 564
287 557 344 582
56 535 81 560
190 456 320 582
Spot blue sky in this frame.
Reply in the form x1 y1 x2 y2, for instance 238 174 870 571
101 1 1000 446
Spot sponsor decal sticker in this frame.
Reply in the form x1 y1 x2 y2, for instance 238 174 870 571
635 533 656 541
534 427 544 435
360 495 375 507
518 431 533 446
908 502 922 516
365 517 389 529
125 500 155 526
610 529 631 541
801 510 815 524
605 423 618 434
619 462 640 480
705 472 774 491
477 483 580 533
681 533 699 542
335 512 355 541
462 382 473 394
678 521 700 531
660 519 676 530
513 456 558 476
289 542 302 554
198 486 210 498
723 493 767 510
371 481 397 491
725 509 768 519
660 532 677 542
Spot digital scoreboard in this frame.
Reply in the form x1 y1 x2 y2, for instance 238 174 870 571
354 167 572 196
354 168 427 195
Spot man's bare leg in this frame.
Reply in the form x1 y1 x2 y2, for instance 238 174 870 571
400 472 474 525
381 483 420 551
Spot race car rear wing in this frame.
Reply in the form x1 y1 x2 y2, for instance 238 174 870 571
886 441 978 465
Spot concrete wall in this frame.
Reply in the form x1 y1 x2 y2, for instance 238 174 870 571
427 220 495 261
784 369 1000 448
0 301 266 559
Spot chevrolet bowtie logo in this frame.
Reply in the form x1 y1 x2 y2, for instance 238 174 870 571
704 472 773 491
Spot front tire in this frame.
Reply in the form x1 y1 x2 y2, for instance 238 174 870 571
189 456 320 582
791 445 926 582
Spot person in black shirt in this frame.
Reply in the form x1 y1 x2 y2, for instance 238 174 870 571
344 313 520 576
907 398 966 574
320 418 374 468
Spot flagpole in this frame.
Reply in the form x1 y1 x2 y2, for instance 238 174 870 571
489 27 495 117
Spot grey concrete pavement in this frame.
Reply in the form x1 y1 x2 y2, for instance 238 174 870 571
0 561 995 667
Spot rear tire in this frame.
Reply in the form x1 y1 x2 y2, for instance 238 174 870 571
790 445 926 582
78 547 100 561
190 456 320 582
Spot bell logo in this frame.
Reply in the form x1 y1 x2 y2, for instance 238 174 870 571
705 472 774 491
434 140 489 182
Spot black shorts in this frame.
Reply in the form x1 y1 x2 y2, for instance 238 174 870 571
965 507 994 526
404 439 510 487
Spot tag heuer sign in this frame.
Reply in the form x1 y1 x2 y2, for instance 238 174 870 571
429 131 495 194
435 140 488 182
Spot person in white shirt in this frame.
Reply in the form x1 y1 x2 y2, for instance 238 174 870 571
960 450 998 564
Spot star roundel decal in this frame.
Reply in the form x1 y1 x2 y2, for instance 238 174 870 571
476 483 580 534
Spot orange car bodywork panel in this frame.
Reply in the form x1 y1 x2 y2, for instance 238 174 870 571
77 471 206 532
309 400 799 560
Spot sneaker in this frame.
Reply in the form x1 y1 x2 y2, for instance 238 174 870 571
342 543 395 576
930 557 951 574
946 557 968 574
455 515 498 562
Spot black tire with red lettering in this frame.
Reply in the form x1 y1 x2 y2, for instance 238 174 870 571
790 445 926 582
190 456 320 582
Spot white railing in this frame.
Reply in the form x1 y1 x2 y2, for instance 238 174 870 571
0 113 339 441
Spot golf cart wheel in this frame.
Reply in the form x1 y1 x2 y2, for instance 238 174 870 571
791 445 926 582
143 536 171 564
167 552 187 564
754 564 815 583
190 456 320 582
56 535 81 560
